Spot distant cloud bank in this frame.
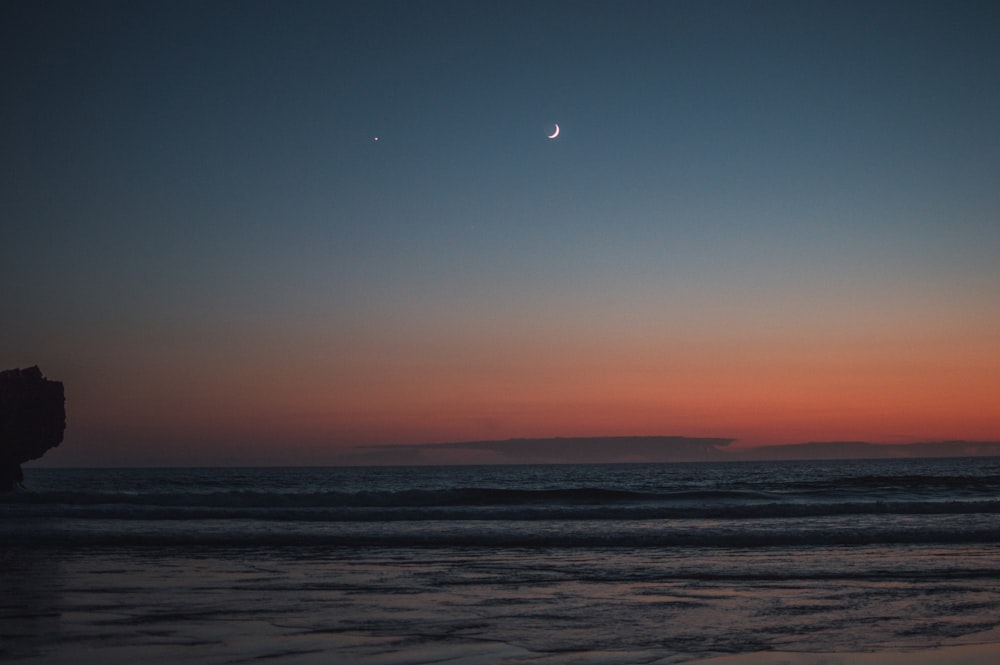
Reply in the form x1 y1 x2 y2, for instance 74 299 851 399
335 437 1000 466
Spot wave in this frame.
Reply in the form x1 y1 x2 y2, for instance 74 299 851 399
785 473 1000 496
9 463 997 550
3 489 999 522
4 518 1000 549
1 486 779 508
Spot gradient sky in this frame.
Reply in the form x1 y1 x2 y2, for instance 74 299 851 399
4 0 999 466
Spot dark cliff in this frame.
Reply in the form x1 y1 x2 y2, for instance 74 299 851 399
0 366 65 491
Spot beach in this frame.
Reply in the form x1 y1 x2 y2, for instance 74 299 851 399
3 460 999 663
5 545 1000 665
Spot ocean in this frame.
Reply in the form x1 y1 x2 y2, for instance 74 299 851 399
2 457 999 664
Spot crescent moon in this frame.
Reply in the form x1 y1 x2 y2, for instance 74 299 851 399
547 124 560 139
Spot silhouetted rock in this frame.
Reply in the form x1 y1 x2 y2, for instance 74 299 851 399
1 366 65 492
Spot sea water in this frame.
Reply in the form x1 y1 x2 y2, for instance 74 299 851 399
2 458 999 663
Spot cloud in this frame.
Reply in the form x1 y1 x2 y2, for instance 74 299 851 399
334 436 1000 466
339 436 734 465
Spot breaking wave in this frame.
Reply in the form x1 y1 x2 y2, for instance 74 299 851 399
3 485 999 522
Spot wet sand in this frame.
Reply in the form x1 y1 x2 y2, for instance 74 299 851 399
19 645 1000 665
4 544 999 665
690 640 1000 665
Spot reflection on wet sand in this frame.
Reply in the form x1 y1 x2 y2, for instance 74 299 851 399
0 548 64 659
6 546 997 665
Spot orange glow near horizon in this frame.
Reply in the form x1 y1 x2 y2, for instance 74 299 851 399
63 323 999 456
44 270 1000 466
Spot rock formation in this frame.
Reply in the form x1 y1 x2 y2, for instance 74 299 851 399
0 366 65 492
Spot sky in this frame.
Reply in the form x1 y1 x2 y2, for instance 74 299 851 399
3 0 999 466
